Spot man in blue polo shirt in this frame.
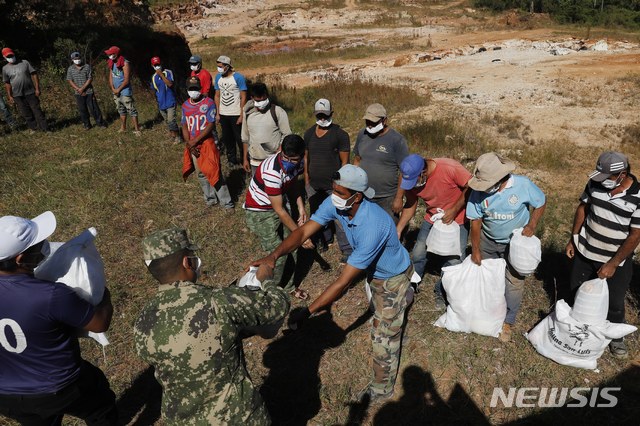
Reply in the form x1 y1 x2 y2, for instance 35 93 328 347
251 164 413 403
466 152 546 343
0 211 117 425
150 56 179 143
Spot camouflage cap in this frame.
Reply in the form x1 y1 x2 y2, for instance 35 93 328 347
142 228 199 262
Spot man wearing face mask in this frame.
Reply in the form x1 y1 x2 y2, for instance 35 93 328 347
105 45 141 135
241 82 292 175
397 154 471 308
353 103 409 222
2 47 48 132
466 152 546 342
181 76 234 210
213 55 247 166
0 211 117 425
150 56 179 143
188 55 212 98
566 151 640 359
134 228 290 424
245 134 312 300
251 164 414 403
66 51 107 130
303 98 352 259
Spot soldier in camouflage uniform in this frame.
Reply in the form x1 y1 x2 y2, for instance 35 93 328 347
134 228 290 425
252 165 413 403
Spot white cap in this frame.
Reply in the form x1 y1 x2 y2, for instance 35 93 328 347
0 211 56 261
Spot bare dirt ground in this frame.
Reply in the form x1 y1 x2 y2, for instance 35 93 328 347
171 0 640 148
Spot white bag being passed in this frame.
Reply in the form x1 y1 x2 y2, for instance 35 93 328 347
34 228 109 346
426 211 461 257
434 257 507 337
508 228 541 275
526 279 637 370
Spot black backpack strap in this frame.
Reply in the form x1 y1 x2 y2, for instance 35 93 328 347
270 103 279 127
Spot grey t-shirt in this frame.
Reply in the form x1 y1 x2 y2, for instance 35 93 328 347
2 60 36 97
353 127 409 198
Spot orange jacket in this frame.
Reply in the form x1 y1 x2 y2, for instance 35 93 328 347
182 137 221 187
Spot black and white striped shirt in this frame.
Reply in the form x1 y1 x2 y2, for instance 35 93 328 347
66 64 93 94
576 175 640 264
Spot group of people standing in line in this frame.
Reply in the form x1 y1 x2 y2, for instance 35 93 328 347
1 45 639 425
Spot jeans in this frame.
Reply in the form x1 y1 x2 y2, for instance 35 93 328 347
14 93 47 131
159 105 178 132
480 234 526 325
306 185 352 255
74 93 105 128
411 219 469 298
0 94 16 127
191 154 233 208
569 251 632 325
219 114 243 164
0 361 117 426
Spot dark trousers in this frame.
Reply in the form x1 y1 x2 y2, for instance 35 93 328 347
0 94 16 127
14 94 47 131
0 361 118 426
75 93 105 128
569 251 632 324
219 114 243 164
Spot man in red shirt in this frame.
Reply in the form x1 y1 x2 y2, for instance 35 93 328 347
397 154 471 309
188 55 212 98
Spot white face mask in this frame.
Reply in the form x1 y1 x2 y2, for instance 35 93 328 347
153 65 162 71
316 118 332 128
331 192 357 211
217 66 225 74
6 57 16 64
602 175 623 190
366 122 384 135
254 99 269 109
190 64 199 71
73 59 82 65
188 90 201 100
108 54 117 60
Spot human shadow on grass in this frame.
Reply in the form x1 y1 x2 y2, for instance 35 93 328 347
371 365 489 426
115 365 161 426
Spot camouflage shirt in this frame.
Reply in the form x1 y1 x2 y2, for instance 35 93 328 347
133 280 289 425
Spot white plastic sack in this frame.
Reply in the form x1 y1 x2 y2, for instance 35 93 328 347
526 299 636 370
434 257 507 337
508 228 541 275
426 212 461 257
35 228 109 346
571 278 609 325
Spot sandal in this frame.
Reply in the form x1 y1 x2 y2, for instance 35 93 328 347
290 288 309 300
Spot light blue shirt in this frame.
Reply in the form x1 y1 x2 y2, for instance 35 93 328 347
466 174 545 244
311 198 411 279
112 60 132 96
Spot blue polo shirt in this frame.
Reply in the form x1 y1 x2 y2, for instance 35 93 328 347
151 69 176 110
466 174 545 244
0 274 95 394
311 197 411 279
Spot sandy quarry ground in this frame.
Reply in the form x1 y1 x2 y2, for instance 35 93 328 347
164 0 640 148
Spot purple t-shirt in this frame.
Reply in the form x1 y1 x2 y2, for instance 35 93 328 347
0 274 95 394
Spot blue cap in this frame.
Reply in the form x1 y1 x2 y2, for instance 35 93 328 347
334 165 375 199
188 55 202 64
400 154 426 190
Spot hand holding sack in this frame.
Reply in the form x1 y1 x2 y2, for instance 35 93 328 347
434 257 507 337
34 228 109 346
526 278 637 369
426 211 461 257
508 227 541 275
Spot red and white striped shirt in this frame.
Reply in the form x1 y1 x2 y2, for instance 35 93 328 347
244 154 303 211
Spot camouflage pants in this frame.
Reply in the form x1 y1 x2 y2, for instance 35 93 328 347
245 209 296 292
369 265 413 395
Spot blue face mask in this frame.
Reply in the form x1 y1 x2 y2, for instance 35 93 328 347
281 159 297 173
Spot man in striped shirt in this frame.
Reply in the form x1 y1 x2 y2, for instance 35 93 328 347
566 151 640 359
244 134 313 299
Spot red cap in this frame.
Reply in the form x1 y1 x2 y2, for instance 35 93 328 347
151 56 161 65
104 46 120 56
2 47 14 57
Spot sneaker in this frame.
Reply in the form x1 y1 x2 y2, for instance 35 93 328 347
609 340 628 359
498 323 512 343
356 384 393 404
